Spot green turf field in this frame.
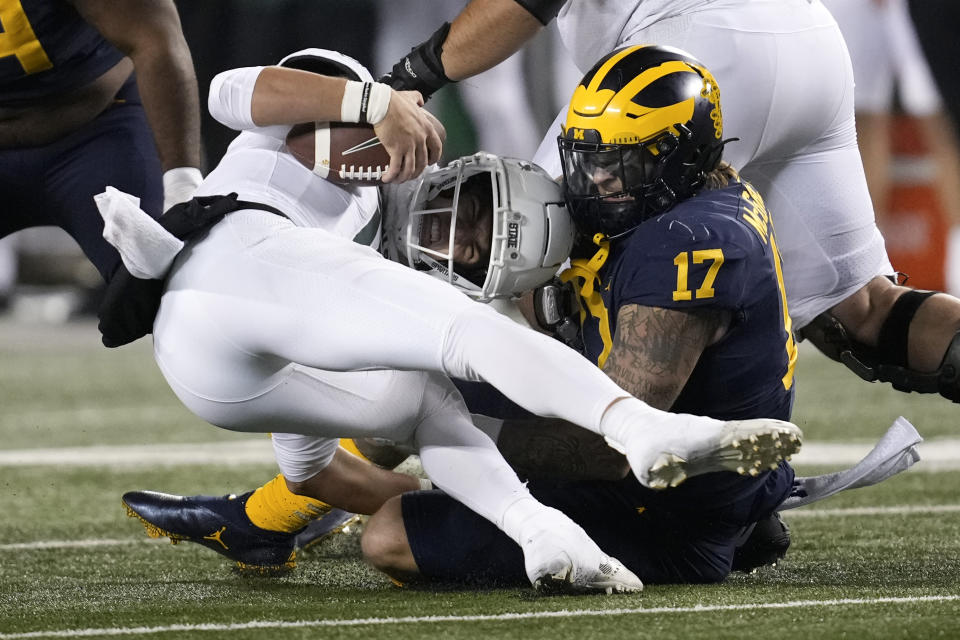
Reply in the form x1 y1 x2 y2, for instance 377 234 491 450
1 319 958 639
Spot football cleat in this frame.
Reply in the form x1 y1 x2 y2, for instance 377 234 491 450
533 554 644 595
294 508 363 552
520 508 643 595
122 490 297 573
628 418 802 490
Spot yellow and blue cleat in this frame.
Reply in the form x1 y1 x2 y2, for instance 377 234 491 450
294 508 362 552
122 490 298 574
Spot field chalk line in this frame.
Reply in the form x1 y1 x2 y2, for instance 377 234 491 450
1 595 958 638
2 438 960 469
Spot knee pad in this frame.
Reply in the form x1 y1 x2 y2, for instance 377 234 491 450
799 290 960 402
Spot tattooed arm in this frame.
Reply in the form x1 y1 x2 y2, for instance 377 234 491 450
496 303 731 482
497 417 630 482
601 304 731 410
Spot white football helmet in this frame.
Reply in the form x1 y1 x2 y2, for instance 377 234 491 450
277 48 373 82
383 152 574 301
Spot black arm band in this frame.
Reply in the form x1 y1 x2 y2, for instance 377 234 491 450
513 0 564 25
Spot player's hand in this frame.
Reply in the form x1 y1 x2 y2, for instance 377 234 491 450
532 278 583 350
375 89 445 184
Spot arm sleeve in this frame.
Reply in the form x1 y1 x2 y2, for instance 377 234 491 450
207 65 266 131
513 0 565 25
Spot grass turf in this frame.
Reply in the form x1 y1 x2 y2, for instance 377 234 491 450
1 320 958 639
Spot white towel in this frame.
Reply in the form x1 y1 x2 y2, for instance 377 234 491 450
94 186 184 280
780 416 922 510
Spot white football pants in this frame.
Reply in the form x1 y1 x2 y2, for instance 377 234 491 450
151 210 631 525
536 0 893 328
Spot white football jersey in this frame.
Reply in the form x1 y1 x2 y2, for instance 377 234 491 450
557 0 720 72
196 130 381 247
200 63 382 247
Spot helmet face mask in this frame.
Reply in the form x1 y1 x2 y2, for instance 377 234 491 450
404 165 493 294
559 133 681 237
558 45 725 238
385 152 575 301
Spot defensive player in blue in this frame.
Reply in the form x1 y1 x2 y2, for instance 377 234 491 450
0 0 201 284
361 45 799 586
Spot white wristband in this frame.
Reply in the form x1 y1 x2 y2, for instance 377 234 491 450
341 80 392 125
162 167 203 212
418 478 433 491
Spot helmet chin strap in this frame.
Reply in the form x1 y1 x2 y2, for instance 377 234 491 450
560 233 614 367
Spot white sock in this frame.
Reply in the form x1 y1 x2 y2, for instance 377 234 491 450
598 397 722 450
500 495 547 542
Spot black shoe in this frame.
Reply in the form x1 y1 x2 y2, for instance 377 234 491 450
122 490 297 573
732 512 790 572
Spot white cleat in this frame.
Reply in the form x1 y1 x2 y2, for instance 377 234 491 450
533 554 644 595
626 418 803 490
519 508 643 595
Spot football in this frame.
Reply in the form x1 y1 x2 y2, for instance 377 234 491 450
285 121 390 185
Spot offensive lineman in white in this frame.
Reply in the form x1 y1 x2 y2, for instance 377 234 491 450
100 49 801 593
380 0 960 404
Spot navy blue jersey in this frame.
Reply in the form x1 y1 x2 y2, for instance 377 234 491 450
571 180 797 421
0 0 124 104
405 180 799 586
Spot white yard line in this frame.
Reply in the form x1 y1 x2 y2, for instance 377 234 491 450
0 595 958 639
2 504 958 553
786 504 960 518
0 538 164 551
3 438 960 468
791 439 960 468
0 440 276 467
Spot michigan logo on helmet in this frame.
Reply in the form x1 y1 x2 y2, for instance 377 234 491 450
558 45 726 238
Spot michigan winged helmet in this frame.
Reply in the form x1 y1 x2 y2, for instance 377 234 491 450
558 45 726 237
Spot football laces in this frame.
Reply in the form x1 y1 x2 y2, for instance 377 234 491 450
338 165 388 181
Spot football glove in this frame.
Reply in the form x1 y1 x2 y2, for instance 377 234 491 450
533 278 582 351
379 22 452 99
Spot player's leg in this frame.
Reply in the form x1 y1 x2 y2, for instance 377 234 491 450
157 211 799 488
122 363 430 572
666 3 960 400
822 0 895 227
123 437 416 573
364 464 795 588
151 319 645 593
406 372 642 592
46 76 164 282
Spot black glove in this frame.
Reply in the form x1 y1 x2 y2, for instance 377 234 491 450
533 278 583 351
379 22 453 99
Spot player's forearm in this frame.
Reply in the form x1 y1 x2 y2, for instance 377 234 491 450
129 43 202 170
249 67 351 127
497 417 630 482
69 0 202 171
441 0 545 80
